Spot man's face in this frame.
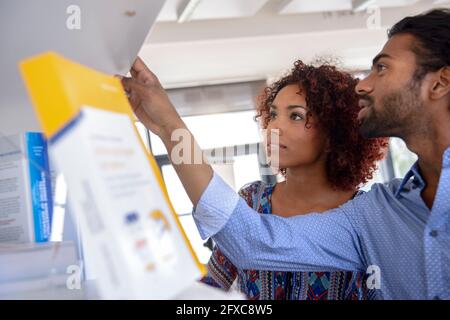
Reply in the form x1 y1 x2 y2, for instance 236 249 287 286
355 34 426 139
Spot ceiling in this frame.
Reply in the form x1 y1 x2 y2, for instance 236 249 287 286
139 0 449 88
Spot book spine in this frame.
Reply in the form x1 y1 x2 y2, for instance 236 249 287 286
26 132 53 242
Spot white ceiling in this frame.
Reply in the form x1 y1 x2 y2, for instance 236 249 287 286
157 0 270 22
280 0 354 14
140 0 450 88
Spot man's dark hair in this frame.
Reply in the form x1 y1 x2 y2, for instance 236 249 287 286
388 8 450 80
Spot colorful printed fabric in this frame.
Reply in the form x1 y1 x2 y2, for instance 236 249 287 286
200 181 373 300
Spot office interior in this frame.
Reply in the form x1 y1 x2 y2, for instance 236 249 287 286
0 0 447 300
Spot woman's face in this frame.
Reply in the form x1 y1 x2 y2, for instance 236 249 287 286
265 84 328 170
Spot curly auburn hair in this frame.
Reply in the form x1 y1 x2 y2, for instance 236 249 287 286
256 60 388 191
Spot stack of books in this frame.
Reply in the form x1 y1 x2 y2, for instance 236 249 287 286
0 132 80 298
0 132 52 243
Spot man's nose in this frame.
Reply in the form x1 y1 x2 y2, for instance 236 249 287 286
355 73 374 96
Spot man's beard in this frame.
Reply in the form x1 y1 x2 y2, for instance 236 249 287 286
359 79 424 139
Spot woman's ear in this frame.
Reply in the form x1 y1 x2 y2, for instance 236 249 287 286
430 66 450 100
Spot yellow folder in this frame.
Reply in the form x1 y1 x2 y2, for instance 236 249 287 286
20 52 205 299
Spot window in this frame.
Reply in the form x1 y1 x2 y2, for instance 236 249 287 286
360 162 386 192
360 137 417 191
135 109 264 264
149 110 261 155
389 138 417 178
161 164 192 214
156 110 263 215
135 121 150 150
232 154 261 191
178 215 213 264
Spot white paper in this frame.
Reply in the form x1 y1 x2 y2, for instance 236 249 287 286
50 107 202 299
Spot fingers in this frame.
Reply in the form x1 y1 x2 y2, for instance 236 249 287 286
121 76 145 93
130 56 159 85
132 56 150 74
130 67 139 79
120 77 148 109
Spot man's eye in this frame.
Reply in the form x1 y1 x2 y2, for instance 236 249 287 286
376 63 387 72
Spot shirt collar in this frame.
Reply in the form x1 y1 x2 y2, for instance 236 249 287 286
395 161 425 198
395 147 450 198
443 147 450 168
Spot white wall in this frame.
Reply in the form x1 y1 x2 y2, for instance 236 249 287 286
0 105 40 137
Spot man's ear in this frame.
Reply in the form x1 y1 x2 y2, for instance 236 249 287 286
430 66 450 100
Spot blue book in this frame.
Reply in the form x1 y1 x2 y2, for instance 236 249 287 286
0 132 53 243
26 132 53 242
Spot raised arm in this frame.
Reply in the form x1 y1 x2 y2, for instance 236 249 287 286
120 57 213 206
121 57 365 273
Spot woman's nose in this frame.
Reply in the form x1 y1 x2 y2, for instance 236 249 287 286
268 118 283 135
267 126 282 143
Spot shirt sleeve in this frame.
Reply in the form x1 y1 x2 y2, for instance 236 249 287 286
192 172 241 239
193 172 365 273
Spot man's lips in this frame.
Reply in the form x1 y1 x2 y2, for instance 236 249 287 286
358 98 373 109
358 99 373 121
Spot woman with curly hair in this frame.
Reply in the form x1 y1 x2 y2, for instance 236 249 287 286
200 60 388 300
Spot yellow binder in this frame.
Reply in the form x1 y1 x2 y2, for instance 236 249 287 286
20 52 205 299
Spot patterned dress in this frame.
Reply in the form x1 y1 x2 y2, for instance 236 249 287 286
200 180 374 300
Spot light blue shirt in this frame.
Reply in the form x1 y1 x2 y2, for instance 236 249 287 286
193 148 450 300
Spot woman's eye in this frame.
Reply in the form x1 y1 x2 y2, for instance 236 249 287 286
269 111 277 120
290 113 303 121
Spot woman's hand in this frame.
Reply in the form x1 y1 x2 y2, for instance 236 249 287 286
120 57 214 206
120 57 183 140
